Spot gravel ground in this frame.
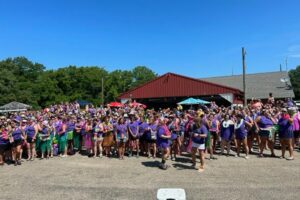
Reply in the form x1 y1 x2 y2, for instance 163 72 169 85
0 149 299 200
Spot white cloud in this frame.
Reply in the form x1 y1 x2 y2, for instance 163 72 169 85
288 45 300 52
289 54 300 58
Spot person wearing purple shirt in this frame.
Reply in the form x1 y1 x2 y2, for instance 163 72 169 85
145 118 157 158
220 114 235 156
157 118 171 170
234 114 250 159
191 117 207 172
115 118 128 160
25 119 38 161
278 109 294 160
255 110 276 157
292 110 300 151
10 120 25 166
128 116 140 157
138 117 148 157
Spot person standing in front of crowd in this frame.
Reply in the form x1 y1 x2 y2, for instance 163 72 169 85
234 114 250 159
157 118 171 170
208 113 219 159
0 124 9 165
66 117 75 154
138 117 148 156
57 117 67 158
25 118 38 161
10 120 25 166
191 117 208 172
128 115 140 157
278 108 294 160
102 116 114 157
84 119 93 157
169 115 181 161
292 109 300 151
115 118 128 160
39 121 51 159
73 118 82 153
220 114 235 156
255 110 276 157
145 117 157 158
93 119 104 158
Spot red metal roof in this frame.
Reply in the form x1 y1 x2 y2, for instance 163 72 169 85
119 73 243 99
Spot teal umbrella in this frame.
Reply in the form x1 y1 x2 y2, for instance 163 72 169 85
178 98 210 105
178 98 200 105
196 98 210 105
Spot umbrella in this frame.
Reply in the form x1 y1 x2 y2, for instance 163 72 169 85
177 98 210 105
108 102 124 108
195 98 210 105
131 101 147 108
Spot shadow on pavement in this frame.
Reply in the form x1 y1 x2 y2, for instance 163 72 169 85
172 163 194 170
174 157 192 164
141 161 161 168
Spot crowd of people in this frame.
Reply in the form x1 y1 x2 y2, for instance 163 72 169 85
0 97 299 172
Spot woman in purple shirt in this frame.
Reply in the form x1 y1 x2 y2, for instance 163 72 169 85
25 118 38 161
235 114 250 159
10 120 25 166
278 109 294 160
145 117 157 158
128 116 140 157
255 110 276 157
191 117 208 172
157 117 171 170
115 118 128 160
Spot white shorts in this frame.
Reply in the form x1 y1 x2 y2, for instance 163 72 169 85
192 142 205 150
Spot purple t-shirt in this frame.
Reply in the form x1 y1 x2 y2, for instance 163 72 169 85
116 124 127 138
128 121 139 137
192 125 207 144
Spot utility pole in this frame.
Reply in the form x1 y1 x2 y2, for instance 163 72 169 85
280 64 282 72
242 47 247 107
101 77 104 106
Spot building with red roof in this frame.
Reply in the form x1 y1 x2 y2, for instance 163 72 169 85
119 73 244 108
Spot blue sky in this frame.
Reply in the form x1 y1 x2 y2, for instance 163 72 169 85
1 0 300 77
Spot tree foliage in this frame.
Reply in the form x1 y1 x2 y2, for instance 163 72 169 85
0 57 157 109
289 65 300 99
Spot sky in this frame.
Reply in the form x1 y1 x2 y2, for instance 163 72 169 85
1 0 300 78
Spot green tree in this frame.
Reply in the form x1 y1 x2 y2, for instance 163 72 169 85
131 66 157 88
289 65 300 99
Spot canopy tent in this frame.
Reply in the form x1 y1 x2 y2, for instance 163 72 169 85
0 101 32 113
130 101 147 109
108 102 124 108
177 98 210 105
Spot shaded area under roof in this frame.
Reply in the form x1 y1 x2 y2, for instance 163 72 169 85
201 71 295 100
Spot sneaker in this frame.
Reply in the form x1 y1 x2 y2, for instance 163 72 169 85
286 157 294 161
245 156 249 159
17 160 22 165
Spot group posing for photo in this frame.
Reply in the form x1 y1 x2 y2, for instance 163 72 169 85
0 99 299 172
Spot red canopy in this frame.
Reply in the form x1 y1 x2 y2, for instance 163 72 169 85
131 101 147 109
108 102 124 107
